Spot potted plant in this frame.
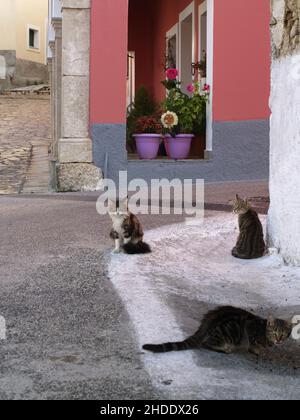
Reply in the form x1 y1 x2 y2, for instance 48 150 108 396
161 71 209 160
162 110 195 160
127 86 158 153
133 116 163 160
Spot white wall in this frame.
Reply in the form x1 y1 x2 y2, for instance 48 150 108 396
268 53 300 265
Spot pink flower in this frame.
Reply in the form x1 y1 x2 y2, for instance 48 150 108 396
187 84 194 93
166 68 179 80
203 84 210 92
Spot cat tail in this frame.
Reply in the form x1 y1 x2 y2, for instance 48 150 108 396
143 335 201 353
123 241 151 254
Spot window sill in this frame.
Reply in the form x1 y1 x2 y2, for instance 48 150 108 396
27 48 41 54
128 154 212 163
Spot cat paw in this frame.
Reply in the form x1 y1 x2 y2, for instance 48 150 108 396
112 249 121 255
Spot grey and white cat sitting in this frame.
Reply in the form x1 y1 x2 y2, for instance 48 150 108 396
231 195 266 260
109 199 151 254
143 306 292 357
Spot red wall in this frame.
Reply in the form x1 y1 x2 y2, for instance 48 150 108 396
213 0 271 121
90 0 128 124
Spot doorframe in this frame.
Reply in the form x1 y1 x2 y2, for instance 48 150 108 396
179 1 195 82
199 0 214 154
127 51 135 111
166 23 179 69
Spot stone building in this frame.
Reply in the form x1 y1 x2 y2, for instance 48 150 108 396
268 0 300 265
48 0 271 192
0 0 49 91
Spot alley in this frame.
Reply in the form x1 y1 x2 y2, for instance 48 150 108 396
0 190 299 400
0 96 51 195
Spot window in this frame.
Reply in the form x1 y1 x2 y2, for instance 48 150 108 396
179 2 195 90
28 26 40 50
166 24 179 69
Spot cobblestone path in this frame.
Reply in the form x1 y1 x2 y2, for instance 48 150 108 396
0 97 51 194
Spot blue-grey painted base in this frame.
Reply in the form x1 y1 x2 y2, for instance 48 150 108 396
92 124 128 183
92 120 269 184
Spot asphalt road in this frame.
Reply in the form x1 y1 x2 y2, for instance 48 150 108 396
0 194 176 400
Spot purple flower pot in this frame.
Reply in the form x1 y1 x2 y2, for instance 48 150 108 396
165 134 194 159
164 137 171 157
133 134 162 160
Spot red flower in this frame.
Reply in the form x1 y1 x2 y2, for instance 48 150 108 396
203 84 210 92
135 116 162 134
187 84 195 93
166 68 179 80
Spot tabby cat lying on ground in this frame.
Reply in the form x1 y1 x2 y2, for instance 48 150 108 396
109 199 151 254
143 306 292 356
231 195 266 260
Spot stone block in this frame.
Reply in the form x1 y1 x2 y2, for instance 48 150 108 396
58 138 93 163
62 9 90 76
57 163 102 192
62 0 90 9
62 75 89 138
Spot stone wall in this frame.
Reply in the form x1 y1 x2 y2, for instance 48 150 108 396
268 0 300 265
271 0 300 57
0 50 49 92
14 59 49 87
0 50 16 91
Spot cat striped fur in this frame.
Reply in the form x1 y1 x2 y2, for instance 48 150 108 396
231 195 266 260
143 306 292 356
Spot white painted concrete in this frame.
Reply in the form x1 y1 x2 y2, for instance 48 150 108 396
205 0 214 153
268 54 300 266
109 214 300 400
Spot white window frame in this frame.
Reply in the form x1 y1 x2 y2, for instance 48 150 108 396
127 51 136 111
166 23 179 70
178 1 195 82
198 2 207 63
27 25 41 51
199 0 214 153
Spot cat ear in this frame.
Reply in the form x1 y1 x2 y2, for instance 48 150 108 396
118 196 129 211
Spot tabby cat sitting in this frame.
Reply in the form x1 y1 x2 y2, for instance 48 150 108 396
143 306 292 356
231 195 266 260
109 199 151 255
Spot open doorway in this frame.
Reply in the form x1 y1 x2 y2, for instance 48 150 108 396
126 0 211 161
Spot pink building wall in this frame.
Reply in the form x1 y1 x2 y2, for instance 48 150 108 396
90 0 128 125
90 0 271 126
213 0 271 121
